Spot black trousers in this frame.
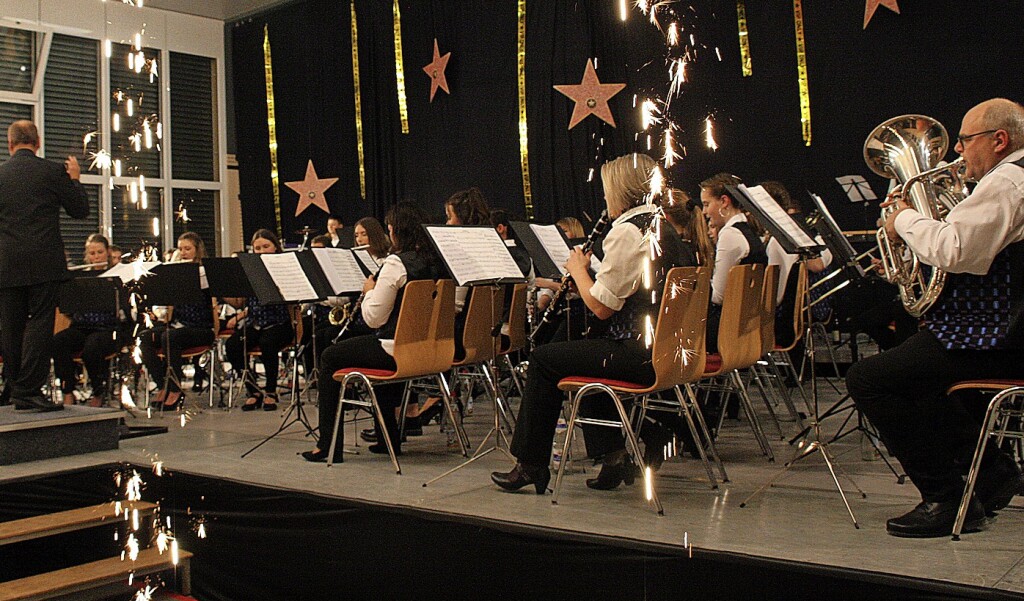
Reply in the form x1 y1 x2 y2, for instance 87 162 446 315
316 335 399 451
52 326 117 396
510 338 654 466
225 322 294 396
0 281 59 399
847 330 1024 502
140 325 214 393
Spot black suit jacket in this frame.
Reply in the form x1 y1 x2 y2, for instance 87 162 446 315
0 149 89 288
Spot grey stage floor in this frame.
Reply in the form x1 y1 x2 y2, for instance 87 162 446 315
2 377 1023 597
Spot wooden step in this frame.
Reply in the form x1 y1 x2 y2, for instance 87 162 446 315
0 546 192 601
0 502 158 546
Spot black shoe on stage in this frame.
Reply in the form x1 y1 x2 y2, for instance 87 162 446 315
368 442 402 456
975 454 1024 514
360 428 377 443
491 463 550 494
586 459 639 490
300 448 343 463
885 497 986 538
13 395 64 413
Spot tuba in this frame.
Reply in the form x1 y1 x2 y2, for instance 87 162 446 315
863 114 968 317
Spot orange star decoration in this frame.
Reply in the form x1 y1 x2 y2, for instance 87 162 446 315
286 160 338 217
863 0 900 29
422 38 451 102
553 59 626 130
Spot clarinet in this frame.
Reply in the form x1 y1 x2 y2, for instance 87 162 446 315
529 210 611 344
332 264 384 343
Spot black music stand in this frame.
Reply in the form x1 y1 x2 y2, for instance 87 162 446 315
204 258 256 408
58 273 126 407
728 184 864 528
239 250 334 458
421 225 529 486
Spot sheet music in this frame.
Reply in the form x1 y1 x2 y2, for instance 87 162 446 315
352 248 381 272
425 226 526 286
261 252 318 301
530 224 571 275
810 193 864 277
742 185 818 249
312 248 367 294
98 261 160 284
835 175 877 202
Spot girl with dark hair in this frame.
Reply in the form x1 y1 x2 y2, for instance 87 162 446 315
303 202 441 462
224 229 294 411
353 217 391 261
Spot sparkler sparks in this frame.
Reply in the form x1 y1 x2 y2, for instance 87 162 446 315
125 532 140 561
89 150 112 172
705 116 718 151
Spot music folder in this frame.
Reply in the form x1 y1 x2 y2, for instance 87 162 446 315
139 263 205 307
203 258 255 299
59 270 123 314
311 247 371 295
726 184 824 256
423 225 529 286
510 221 571 279
236 250 335 304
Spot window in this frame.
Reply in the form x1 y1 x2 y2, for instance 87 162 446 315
170 52 217 181
44 34 99 164
109 42 161 179
60 184 101 263
0 102 33 165
172 189 218 253
0 26 38 93
112 186 163 254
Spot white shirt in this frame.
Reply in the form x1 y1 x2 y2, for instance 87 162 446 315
766 235 832 304
590 204 658 312
711 213 752 305
360 253 407 355
895 148 1024 274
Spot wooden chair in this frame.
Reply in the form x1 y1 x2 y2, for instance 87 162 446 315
498 283 528 400
551 267 719 514
328 280 462 473
766 262 812 415
945 379 1024 539
701 264 775 461
747 264 787 438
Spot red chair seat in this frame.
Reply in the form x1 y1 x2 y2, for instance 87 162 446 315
703 353 722 374
557 376 649 393
333 367 397 380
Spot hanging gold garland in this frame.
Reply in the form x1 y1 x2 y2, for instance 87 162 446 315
736 1 752 77
392 0 410 134
517 0 533 219
793 0 811 146
263 25 282 238
351 2 366 199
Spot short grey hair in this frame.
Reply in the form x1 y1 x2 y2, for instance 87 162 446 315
980 98 1024 153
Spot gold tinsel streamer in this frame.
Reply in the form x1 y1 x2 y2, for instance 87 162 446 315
793 0 811 146
263 25 282 238
351 2 366 199
736 1 752 77
392 0 409 134
517 0 533 219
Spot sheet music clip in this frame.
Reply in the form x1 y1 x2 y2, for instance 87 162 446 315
835 175 877 202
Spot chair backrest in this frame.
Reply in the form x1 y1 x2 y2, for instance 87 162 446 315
391 279 455 379
54 309 71 335
778 262 808 352
455 286 503 365
650 267 710 389
760 265 780 355
499 283 528 355
717 264 765 373
288 304 302 346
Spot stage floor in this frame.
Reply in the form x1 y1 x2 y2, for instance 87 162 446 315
2 379 1023 598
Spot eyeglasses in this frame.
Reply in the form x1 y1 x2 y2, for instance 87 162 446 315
957 129 998 144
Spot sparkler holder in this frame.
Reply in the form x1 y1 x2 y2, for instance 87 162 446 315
727 187 863 527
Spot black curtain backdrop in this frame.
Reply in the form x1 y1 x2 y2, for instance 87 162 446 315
231 0 1024 246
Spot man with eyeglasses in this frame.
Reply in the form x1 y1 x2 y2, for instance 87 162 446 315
848 98 1024 538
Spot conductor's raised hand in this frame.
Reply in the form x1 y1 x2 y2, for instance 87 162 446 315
65 156 81 181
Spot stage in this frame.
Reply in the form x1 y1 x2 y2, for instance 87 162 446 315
1 379 1023 600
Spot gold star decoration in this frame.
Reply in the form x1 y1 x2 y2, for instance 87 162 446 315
422 38 451 102
553 59 626 130
863 0 900 29
285 160 338 217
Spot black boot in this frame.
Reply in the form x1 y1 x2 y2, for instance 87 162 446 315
586 452 638 490
491 463 550 494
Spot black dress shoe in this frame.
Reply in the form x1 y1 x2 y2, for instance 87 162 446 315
886 497 986 538
300 449 343 463
360 428 377 443
13 396 64 413
586 460 639 490
491 463 550 494
975 454 1024 514
368 442 402 456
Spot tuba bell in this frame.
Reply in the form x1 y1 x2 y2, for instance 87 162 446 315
863 114 968 317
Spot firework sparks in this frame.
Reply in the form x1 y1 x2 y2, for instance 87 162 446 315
125 471 143 502
644 466 654 500
89 150 112 172
134 585 157 601
705 116 718 151
641 99 659 130
156 530 169 553
667 22 679 46
667 57 687 101
663 130 679 168
124 532 140 561
171 539 180 566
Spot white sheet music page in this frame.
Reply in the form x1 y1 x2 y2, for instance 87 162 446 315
261 252 318 301
743 185 817 249
530 224 571 275
425 226 525 286
312 248 366 294
352 248 381 272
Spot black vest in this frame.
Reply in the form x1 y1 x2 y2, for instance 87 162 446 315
732 221 768 266
602 213 694 342
376 250 441 340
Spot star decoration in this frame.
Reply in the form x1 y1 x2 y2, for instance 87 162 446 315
285 160 338 217
863 0 900 29
553 59 626 130
422 38 451 102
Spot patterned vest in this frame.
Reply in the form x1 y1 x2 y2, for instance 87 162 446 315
375 250 442 340
602 214 694 342
926 157 1024 350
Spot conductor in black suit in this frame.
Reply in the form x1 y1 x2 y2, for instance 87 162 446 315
0 121 89 412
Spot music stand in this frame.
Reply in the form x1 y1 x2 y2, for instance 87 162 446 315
239 250 334 458
204 258 256 408
421 225 528 486
58 273 126 408
728 184 864 528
